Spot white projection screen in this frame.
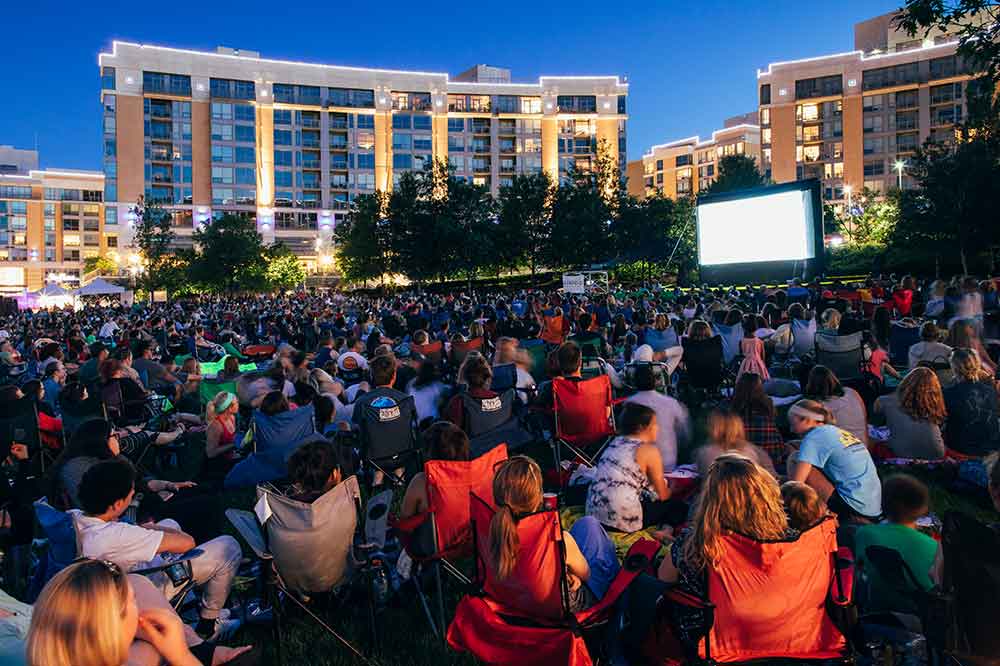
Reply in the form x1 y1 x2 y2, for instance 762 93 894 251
697 188 816 266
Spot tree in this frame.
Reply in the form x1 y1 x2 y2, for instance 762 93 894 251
335 191 390 286
896 2 1000 78
836 187 899 246
265 244 306 291
495 172 552 275
387 166 443 284
702 154 768 196
84 255 117 276
439 170 497 286
190 214 267 292
892 136 1000 275
131 198 177 294
611 194 676 282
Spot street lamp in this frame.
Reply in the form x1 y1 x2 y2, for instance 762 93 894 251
894 160 906 190
843 185 854 242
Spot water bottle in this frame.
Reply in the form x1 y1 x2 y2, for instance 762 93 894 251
370 556 389 609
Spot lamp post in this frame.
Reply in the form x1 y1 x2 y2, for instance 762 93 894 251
843 184 854 241
894 160 906 190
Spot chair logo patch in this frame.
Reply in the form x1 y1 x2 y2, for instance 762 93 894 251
481 397 502 412
372 396 401 421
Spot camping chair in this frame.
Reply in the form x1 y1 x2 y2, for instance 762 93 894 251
859 545 955 662
937 510 1000 659
198 379 238 410
393 444 509 639
814 331 865 383
0 398 46 474
680 336 726 400
889 322 921 367
356 394 421 488
224 404 322 489
458 389 532 456
658 516 855 664
100 381 152 428
447 493 659 666
520 338 550 384
790 318 817 360
226 476 382 666
551 375 616 474
624 361 671 394
712 323 743 366
411 341 444 367
448 337 483 371
490 363 518 392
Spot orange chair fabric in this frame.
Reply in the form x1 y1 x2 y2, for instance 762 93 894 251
702 517 846 662
541 315 566 345
450 337 484 368
412 341 444 365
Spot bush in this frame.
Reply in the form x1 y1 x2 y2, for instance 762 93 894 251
825 244 882 275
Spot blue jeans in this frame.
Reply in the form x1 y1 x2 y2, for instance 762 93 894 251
569 516 620 600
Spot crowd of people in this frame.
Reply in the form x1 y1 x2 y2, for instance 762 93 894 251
0 272 998 664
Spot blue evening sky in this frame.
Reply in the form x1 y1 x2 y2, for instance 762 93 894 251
2 0 900 171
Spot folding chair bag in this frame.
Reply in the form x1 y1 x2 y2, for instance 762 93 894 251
261 475 361 595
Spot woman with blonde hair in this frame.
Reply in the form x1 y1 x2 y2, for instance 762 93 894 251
872 367 946 459
658 455 789 583
205 391 239 462
685 319 712 341
788 399 882 522
695 409 776 477
489 456 618 611
943 348 1000 456
27 559 255 666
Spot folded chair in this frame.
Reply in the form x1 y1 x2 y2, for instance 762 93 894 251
447 493 659 666
226 476 384 666
551 375 616 473
658 516 855 664
393 444 509 639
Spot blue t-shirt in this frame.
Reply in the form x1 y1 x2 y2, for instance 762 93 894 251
798 424 882 518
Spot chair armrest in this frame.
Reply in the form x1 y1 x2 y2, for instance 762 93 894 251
576 538 661 626
661 587 715 611
132 547 205 576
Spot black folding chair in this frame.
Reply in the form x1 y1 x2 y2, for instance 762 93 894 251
356 393 421 488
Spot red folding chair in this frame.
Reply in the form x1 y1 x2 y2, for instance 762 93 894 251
411 341 444 366
447 493 659 666
657 516 855 664
448 337 483 370
552 375 616 471
393 444 508 639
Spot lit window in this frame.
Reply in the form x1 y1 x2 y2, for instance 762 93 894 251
801 104 819 121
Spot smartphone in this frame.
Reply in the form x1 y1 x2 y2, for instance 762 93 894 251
164 561 191 586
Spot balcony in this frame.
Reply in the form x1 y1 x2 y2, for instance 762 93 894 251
299 116 321 128
300 134 321 149
299 157 321 169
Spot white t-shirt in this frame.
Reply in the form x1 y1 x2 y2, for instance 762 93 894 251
70 510 164 572
623 390 689 472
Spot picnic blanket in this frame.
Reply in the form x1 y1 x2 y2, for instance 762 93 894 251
173 354 258 376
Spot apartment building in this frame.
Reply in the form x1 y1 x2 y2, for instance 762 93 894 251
97 42 628 267
0 168 108 293
758 11 976 204
627 115 760 199
0 146 39 176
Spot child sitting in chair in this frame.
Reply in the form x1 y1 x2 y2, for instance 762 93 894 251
780 481 828 531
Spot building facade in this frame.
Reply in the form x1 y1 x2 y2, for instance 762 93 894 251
0 169 108 293
758 11 975 204
627 116 760 199
98 42 628 268
0 146 39 176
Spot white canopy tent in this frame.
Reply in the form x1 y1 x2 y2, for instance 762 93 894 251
73 278 126 296
30 284 71 298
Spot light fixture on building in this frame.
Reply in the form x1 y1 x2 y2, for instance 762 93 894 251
847 79 857 87
778 88 788 97
435 99 443 107
261 222 270 230
125 76 134 84
196 83 206 91
603 102 611 109
545 102 553 110
260 90 269 97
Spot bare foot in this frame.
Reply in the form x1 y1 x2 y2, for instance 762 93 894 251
212 645 254 666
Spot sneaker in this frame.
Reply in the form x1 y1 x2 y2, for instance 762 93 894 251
193 616 242 642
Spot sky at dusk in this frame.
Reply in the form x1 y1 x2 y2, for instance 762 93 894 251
3 0 901 171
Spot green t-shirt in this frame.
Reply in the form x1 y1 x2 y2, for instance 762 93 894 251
854 523 939 613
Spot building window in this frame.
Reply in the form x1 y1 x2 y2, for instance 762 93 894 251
143 72 191 96
863 160 885 176
862 62 919 91
759 84 771 105
759 108 770 126
101 66 116 90
795 74 843 99
675 154 691 167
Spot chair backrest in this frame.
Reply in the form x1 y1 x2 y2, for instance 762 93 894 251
704 517 846 662
33 500 76 585
713 323 743 365
540 315 565 345
411 341 443 366
889 322 921 366
681 336 725 389
941 510 1000 656
0 398 41 454
424 444 508 559
862 544 926 614
100 381 125 420
490 363 518 393
199 379 238 409
358 393 418 462
260 475 361 595
624 361 669 393
460 390 516 438
519 340 549 384
552 375 614 449
450 337 484 368
815 331 865 382
252 403 317 465
791 318 817 359
470 493 567 621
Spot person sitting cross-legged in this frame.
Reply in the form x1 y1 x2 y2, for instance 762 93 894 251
70 458 243 642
